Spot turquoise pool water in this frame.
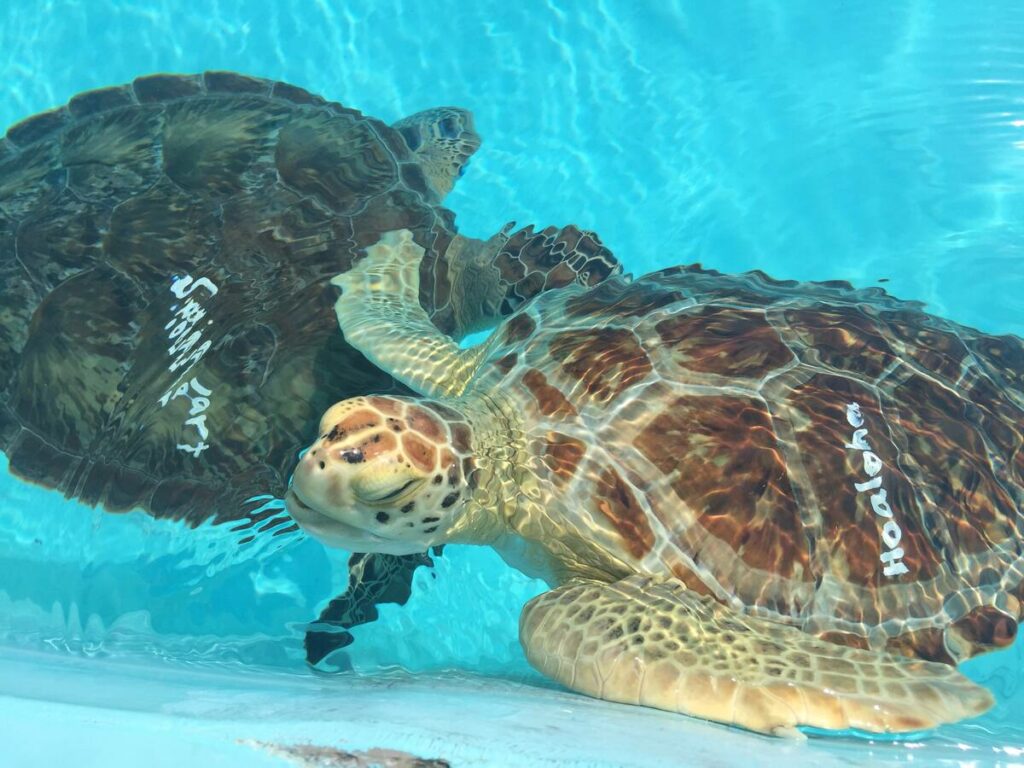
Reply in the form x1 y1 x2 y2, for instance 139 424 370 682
1 1 1023 765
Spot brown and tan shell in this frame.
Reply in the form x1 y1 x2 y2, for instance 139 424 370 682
0 71 618 536
480 264 1024 664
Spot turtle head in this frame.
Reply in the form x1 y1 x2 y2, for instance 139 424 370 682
286 395 475 555
392 107 481 201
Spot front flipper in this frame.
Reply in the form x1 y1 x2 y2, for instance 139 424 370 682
305 548 443 670
332 229 487 399
520 575 994 738
443 224 622 338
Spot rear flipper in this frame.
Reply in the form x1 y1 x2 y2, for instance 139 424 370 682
520 575 994 738
305 548 442 670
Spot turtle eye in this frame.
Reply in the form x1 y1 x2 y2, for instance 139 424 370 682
400 126 422 151
438 117 459 139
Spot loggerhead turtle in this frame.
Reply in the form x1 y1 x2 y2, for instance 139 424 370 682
0 73 619 661
286 229 1024 736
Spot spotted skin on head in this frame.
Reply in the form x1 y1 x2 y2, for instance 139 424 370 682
286 395 474 555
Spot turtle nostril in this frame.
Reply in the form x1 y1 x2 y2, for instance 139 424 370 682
318 461 326 470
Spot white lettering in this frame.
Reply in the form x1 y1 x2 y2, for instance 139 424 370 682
854 475 883 493
159 274 219 460
171 275 219 299
862 451 882 477
186 414 209 441
843 401 910 579
170 340 212 374
177 441 210 457
845 428 870 451
881 520 902 549
870 489 893 518
880 547 910 577
845 402 864 428
169 330 201 357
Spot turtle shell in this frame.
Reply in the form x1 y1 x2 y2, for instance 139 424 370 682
0 71 617 536
483 264 1024 664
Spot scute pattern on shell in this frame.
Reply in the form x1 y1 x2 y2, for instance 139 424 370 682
0 72 422 533
0 72 619 535
483 264 1024 664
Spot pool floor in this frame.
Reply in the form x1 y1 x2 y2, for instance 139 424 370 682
1 646 1015 768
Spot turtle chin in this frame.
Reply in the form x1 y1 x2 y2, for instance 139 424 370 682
284 489 426 556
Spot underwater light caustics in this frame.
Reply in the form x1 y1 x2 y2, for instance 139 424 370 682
288 227 1022 737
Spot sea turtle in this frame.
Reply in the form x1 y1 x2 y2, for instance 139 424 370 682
0 73 619 661
286 228 1024 736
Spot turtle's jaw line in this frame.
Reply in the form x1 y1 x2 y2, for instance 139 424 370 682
286 487 384 546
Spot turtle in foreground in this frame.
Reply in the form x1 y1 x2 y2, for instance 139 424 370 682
0 73 619 661
286 228 1024 736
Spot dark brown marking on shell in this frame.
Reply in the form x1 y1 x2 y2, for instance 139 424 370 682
961 373 1023 477
449 423 472 453
6 107 70 147
541 431 586 487
879 311 969 380
565 278 682 319
62 106 163 203
521 369 577 417
7 265 144 454
547 328 652 404
67 85 136 118
161 97 292 197
633 394 810 580
782 373 942 592
884 627 953 664
15 190 108 289
272 80 327 107
594 466 655 559
202 71 269 95
405 406 445 441
275 111 397 214
503 313 536 344
398 162 430 199
968 333 1024 395
891 370 1018 554
495 353 518 375
655 305 794 379
784 306 897 378
817 630 872 652
947 605 1019 659
670 563 714 597
132 74 203 102
402 433 436 473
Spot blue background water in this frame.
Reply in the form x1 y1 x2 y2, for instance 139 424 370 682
1 0 1022 763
